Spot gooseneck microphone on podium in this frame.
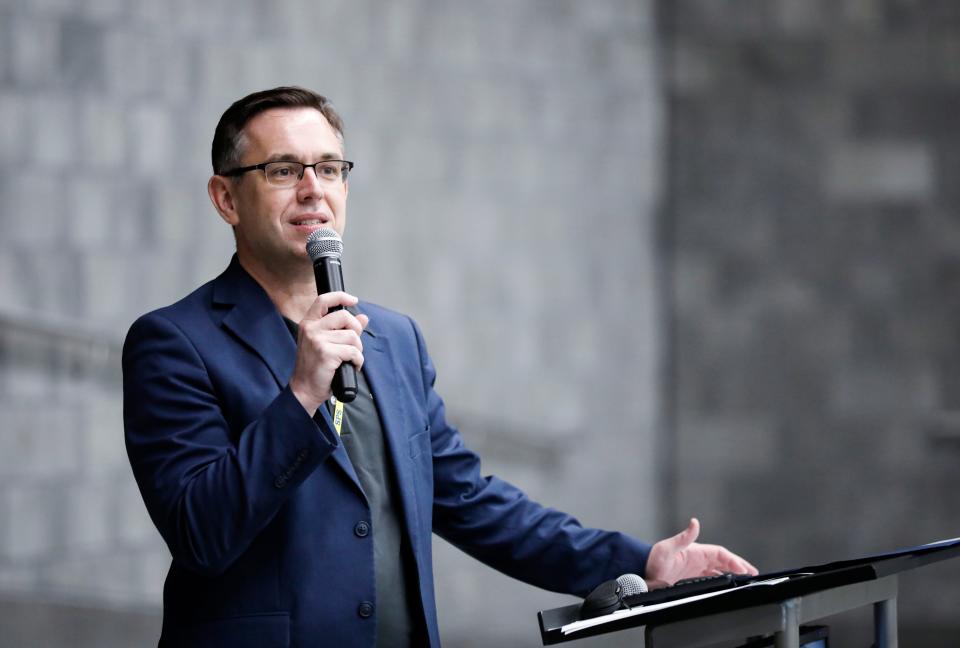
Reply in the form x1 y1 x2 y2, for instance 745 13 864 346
306 227 358 403
580 574 648 619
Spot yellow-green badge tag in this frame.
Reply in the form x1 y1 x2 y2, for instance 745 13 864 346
332 397 344 436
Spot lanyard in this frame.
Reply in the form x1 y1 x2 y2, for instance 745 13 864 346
330 397 344 435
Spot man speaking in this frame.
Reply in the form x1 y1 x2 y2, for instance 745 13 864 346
123 86 756 647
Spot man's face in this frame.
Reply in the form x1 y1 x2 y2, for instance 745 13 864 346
224 107 348 272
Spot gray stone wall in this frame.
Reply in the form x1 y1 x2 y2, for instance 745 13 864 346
664 1 960 644
0 2 663 646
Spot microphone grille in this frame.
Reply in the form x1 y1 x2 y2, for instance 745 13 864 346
306 227 342 261
616 573 648 597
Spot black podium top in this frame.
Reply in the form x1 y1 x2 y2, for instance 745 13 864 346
538 536 960 645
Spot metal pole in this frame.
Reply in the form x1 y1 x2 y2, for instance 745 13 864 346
774 597 800 648
873 597 898 648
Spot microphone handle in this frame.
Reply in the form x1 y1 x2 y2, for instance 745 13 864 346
312 256 358 403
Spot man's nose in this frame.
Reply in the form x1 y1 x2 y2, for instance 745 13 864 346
296 167 325 199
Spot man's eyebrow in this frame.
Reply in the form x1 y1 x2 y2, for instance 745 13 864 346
262 151 343 163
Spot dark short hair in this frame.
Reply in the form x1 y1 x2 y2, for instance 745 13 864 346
211 86 345 175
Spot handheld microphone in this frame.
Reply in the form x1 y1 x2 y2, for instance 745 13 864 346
305 227 358 403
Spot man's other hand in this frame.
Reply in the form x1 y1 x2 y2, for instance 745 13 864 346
644 517 758 586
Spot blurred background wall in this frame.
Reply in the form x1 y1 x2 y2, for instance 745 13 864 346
0 0 957 647
664 1 960 645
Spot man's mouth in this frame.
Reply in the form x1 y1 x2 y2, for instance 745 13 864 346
290 217 326 227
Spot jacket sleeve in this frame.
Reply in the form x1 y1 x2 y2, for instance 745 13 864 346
408 317 651 597
122 312 339 576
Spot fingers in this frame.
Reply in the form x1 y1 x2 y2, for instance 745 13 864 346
707 541 757 576
684 519 758 576
723 551 758 576
299 325 365 366
700 544 759 576
303 291 360 320
667 517 700 552
300 295 366 342
288 295 369 414
302 309 366 339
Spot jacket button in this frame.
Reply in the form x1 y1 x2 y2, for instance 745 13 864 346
273 475 287 489
358 601 374 618
354 521 370 537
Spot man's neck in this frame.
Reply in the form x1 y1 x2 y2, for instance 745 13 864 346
237 253 317 322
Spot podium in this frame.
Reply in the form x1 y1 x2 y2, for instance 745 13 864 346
538 537 960 647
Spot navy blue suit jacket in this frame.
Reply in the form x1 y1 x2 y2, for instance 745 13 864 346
123 256 651 647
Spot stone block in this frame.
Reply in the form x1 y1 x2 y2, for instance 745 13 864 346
0 591 163 648
149 188 193 246
82 393 127 476
833 34 960 88
0 91 27 163
81 0 127 21
573 0 653 33
67 177 112 247
0 485 60 562
853 89 960 139
0 404 81 480
3 170 62 246
825 141 934 203
128 105 173 176
0 10 9 83
0 251 29 314
80 251 127 324
101 27 163 99
840 0 883 28
136 544 169 601
376 1 422 61
829 363 937 418
78 97 126 168
115 474 159 547
38 552 156 603
59 17 105 91
20 0 77 14
124 0 180 28
155 35 195 104
668 0 774 38
25 249 86 321
193 44 248 100
678 414 779 475
0 564 40 591
64 481 112 551
9 15 59 88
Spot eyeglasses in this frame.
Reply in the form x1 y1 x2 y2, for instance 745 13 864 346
222 159 354 187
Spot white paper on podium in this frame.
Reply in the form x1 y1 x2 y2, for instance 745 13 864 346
561 577 793 636
922 536 960 547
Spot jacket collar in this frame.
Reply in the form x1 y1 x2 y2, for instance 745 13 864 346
212 255 297 389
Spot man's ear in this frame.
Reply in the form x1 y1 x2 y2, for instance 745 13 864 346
208 175 240 226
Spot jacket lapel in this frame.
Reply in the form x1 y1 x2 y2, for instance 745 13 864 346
360 322 423 547
213 257 296 389
211 256 362 492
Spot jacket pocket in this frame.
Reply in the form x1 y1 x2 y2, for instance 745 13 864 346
409 425 431 458
162 612 290 648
